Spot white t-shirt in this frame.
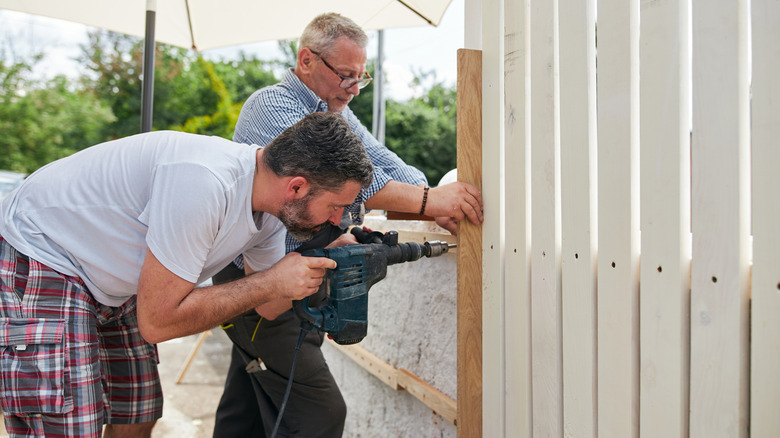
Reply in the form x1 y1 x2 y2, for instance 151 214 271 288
0 131 286 306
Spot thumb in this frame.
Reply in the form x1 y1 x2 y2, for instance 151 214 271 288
307 256 337 270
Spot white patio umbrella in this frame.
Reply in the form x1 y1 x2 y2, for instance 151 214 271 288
0 0 452 131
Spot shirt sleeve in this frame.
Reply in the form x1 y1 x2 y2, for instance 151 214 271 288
233 90 309 147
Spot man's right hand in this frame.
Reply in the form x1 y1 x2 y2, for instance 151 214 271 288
263 252 336 301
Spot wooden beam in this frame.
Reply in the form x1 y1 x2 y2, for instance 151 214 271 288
325 339 457 424
456 48 483 438
398 369 458 424
326 340 398 390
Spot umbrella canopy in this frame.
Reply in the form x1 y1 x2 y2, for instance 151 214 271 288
0 0 451 51
0 0 452 131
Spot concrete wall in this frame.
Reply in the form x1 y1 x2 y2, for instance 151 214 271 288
322 216 457 437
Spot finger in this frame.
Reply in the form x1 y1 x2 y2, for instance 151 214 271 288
463 193 484 223
307 256 337 270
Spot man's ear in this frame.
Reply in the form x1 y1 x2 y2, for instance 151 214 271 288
286 176 310 200
298 47 315 72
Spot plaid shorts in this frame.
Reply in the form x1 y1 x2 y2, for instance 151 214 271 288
0 237 163 437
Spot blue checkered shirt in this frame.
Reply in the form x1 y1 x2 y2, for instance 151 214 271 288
233 68 427 260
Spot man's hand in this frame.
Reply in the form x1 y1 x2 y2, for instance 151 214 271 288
325 232 358 248
425 182 484 235
364 180 484 236
265 252 336 301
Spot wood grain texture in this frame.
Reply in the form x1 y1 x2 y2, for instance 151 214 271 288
456 48 482 438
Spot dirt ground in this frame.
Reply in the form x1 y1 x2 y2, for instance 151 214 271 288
1 329 233 438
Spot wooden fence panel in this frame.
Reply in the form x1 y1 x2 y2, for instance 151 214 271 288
689 1 751 437
595 0 640 436
750 0 780 435
638 0 691 437
504 0 532 436
559 0 597 436
529 0 563 436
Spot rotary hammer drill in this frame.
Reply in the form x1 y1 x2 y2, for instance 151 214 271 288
292 228 454 345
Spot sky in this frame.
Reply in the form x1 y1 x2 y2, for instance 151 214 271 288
0 0 465 101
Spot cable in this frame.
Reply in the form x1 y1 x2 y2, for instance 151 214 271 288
270 322 313 438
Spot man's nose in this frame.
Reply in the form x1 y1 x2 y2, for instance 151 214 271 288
346 82 360 96
328 208 345 225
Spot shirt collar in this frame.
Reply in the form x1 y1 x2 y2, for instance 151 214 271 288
283 68 329 113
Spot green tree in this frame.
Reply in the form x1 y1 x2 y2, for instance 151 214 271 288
383 72 456 185
0 56 115 173
81 31 280 139
212 53 279 105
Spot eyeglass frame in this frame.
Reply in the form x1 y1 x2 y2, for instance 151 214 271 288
309 49 373 90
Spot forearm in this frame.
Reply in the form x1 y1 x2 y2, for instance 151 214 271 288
254 298 293 320
363 180 426 213
138 269 283 343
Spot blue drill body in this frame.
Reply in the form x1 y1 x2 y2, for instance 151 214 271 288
293 229 452 345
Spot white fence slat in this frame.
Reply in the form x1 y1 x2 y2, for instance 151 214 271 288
638 0 692 437
481 0 505 436
595 0 640 436
559 0 597 436
689 1 751 436
530 0 563 435
504 0 533 436
750 0 780 435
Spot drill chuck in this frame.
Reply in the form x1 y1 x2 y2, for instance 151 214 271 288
423 240 455 258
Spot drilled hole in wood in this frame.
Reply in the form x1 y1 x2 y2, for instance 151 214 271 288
777 282 780 290
657 266 662 273
611 261 616 268
543 251 546 257
513 249 517 253
575 253 579 259
712 276 718 283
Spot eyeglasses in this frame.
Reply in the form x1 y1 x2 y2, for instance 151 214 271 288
310 50 373 90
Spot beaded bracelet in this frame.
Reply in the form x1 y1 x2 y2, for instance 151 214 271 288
420 186 430 216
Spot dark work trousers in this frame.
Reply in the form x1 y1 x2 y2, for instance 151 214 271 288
212 225 347 438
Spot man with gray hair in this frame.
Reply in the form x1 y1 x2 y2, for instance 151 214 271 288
0 112 372 438
213 12 483 438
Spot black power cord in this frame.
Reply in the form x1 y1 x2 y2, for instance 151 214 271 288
270 322 314 438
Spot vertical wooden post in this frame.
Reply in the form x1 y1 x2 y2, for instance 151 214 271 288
559 0 598 435
639 0 691 436
504 0 533 436
750 0 780 435
596 0 641 436
457 48 482 438
689 0 751 436
530 0 563 435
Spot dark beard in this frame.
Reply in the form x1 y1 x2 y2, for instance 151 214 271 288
277 194 330 242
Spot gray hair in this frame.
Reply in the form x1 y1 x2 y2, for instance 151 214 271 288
299 12 369 57
262 112 374 192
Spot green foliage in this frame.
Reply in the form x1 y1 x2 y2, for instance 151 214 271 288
80 32 280 139
2 29 455 183
212 53 279 104
172 58 241 139
0 57 114 173
384 74 457 185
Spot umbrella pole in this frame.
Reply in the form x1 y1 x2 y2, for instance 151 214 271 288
141 0 157 133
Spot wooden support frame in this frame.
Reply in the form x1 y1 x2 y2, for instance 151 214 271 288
325 339 457 424
456 48 483 438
